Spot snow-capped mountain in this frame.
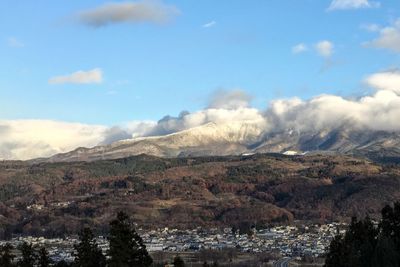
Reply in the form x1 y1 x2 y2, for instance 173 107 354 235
45 121 400 162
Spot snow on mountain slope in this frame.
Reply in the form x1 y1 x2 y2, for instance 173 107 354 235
45 120 400 162
47 121 265 162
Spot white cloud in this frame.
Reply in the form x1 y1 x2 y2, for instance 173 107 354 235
365 70 400 93
360 23 380 32
6 72 400 160
366 19 400 53
266 90 400 133
49 68 103 85
7 37 24 48
77 0 180 27
146 108 265 137
202 21 216 28
0 120 107 160
292 43 308 54
137 80 400 138
328 0 380 11
263 70 400 133
208 89 252 110
315 40 334 57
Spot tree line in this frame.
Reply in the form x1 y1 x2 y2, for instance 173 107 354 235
325 202 400 267
0 211 153 267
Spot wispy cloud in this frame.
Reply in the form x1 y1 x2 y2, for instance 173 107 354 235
202 21 216 28
7 37 24 48
315 40 334 57
77 0 180 27
360 23 381 32
292 43 308 54
49 68 103 85
365 19 400 53
208 89 252 110
327 0 380 11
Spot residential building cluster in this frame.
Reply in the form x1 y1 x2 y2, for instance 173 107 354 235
0 223 346 263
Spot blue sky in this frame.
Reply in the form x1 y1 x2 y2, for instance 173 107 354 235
1 0 400 125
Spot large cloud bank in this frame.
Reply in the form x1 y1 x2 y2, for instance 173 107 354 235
0 120 106 160
2 71 400 160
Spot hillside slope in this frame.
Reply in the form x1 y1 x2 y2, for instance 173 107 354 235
1 153 400 238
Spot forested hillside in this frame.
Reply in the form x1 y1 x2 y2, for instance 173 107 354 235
1 153 400 238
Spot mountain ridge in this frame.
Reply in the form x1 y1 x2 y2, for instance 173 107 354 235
43 122 400 162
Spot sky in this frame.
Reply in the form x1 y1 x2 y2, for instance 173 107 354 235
2 0 400 159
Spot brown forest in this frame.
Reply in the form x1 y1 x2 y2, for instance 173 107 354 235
0 153 400 239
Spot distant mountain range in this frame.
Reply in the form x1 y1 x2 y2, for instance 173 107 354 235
44 122 400 162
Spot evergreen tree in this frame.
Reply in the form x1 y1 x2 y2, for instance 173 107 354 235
325 202 400 267
173 256 185 267
54 260 72 267
325 217 378 267
0 243 15 267
372 235 399 267
381 202 400 253
324 235 346 267
108 211 153 267
346 217 378 267
74 227 106 267
37 247 51 267
17 242 36 267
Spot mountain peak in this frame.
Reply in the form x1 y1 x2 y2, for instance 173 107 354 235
45 122 400 162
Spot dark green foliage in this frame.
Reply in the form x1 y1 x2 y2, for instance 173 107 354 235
17 242 36 267
54 260 72 267
324 235 345 267
0 183 29 202
381 202 400 250
37 247 51 267
0 243 15 267
372 236 399 267
63 170 74 182
325 202 400 267
226 164 285 183
73 228 106 267
108 211 153 267
173 256 185 267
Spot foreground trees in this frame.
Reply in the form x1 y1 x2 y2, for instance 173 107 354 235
37 247 51 267
108 211 153 267
173 256 185 267
0 243 50 267
17 242 36 267
72 211 152 267
74 228 106 267
325 202 400 267
0 243 15 267
0 212 152 267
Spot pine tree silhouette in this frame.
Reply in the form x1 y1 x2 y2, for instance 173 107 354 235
325 202 400 267
74 227 106 267
0 243 15 267
38 247 51 267
108 211 153 267
173 255 185 267
18 242 36 267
